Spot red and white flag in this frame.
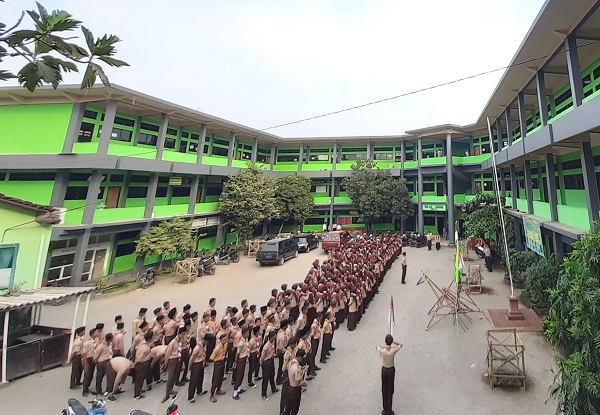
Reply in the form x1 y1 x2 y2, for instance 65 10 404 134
388 295 395 337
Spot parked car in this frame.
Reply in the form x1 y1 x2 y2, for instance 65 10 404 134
321 230 353 252
256 237 299 266
293 233 320 253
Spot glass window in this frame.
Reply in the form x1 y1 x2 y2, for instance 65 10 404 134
109 128 132 142
49 253 75 268
423 183 435 192
165 138 176 149
167 128 178 136
115 243 136 257
114 116 135 127
156 187 168 197
137 133 157 146
110 174 124 182
65 186 88 200
116 230 140 241
127 187 148 198
172 187 191 197
179 141 188 153
424 216 436 226
9 172 56 181
78 122 95 142
189 142 198 153
130 175 150 183
83 109 98 119
140 122 160 132
213 138 229 146
212 146 229 156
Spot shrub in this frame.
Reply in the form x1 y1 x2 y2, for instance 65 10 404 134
522 254 559 309
508 250 538 287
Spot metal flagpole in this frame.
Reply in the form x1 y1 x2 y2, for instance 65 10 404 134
486 117 515 297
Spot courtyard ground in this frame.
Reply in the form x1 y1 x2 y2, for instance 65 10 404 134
0 244 557 414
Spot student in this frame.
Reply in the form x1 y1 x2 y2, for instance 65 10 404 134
376 334 403 415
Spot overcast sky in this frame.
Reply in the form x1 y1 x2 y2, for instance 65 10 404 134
2 0 546 137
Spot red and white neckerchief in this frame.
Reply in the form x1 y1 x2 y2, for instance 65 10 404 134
108 343 113 359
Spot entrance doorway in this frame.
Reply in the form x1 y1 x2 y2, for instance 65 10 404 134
106 187 121 209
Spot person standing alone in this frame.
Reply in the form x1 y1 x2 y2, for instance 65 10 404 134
377 334 403 415
400 252 407 285
426 231 433 251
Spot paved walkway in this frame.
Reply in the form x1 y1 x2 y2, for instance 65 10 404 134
0 245 557 414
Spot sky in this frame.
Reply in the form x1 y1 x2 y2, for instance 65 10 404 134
1 0 547 137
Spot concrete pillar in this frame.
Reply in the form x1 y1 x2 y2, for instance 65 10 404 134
499 168 506 198
495 119 502 152
270 146 276 170
188 175 200 214
446 133 455 245
580 141 600 229
332 143 338 171
517 92 527 139
553 232 564 262
50 169 70 207
545 153 558 221
418 168 424 234
144 173 159 218
556 160 566 205
216 218 225 246
97 100 118 155
565 34 584 108
119 172 131 208
505 108 514 146
227 133 236 167
524 160 534 214
251 138 258 164
417 138 422 166
298 144 304 172
196 124 207 165
329 177 335 229
82 170 103 224
366 141 372 161
536 71 549 126
510 164 518 209
514 217 524 251
132 116 142 146
400 140 405 178
62 103 85 153
70 228 91 286
135 223 151 275
155 114 169 161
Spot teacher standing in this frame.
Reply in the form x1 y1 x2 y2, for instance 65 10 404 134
376 334 403 415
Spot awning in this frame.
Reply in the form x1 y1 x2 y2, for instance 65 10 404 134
0 287 95 312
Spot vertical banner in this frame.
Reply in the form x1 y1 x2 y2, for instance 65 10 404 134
523 216 545 257
388 295 395 337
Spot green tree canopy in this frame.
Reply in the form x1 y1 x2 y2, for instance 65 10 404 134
0 1 127 91
341 160 414 230
546 224 600 414
218 163 279 242
135 217 195 271
275 174 314 232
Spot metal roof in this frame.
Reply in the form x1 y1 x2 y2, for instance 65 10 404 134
0 192 57 215
0 286 95 312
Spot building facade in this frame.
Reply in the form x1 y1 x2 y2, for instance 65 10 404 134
0 0 599 287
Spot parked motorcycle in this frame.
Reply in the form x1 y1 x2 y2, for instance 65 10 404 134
140 267 156 289
213 245 231 265
199 256 216 275
227 243 240 263
130 395 179 415
63 397 107 415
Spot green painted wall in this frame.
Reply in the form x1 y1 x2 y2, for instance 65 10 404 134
0 104 73 154
0 181 55 205
0 206 52 291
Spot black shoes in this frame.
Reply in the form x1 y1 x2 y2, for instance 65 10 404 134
161 395 170 403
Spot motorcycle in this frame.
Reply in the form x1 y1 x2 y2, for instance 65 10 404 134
63 397 107 415
140 267 156 289
213 245 231 265
227 243 240 263
131 395 179 415
199 256 216 275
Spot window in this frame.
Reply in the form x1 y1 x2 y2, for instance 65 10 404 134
203 144 209 154
424 216 436 226
422 183 435 192
9 172 56 181
156 187 168 197
277 155 298 162
594 66 600 81
116 230 140 241
483 181 493 191
109 128 132 142
179 141 188 153
257 154 267 162
114 116 135 127
158 176 169 184
65 186 88 200
115 242 136 257
374 146 393 152
137 133 157 146
189 142 198 153
165 138 176 149
213 138 229 146
375 153 393 160
167 128 178 136
140 122 159 132
69 172 90 182
341 153 366 161
127 187 148 198
0 172 6 181
110 174 124 182
130 175 150 183
172 187 191 197
83 109 98 119
563 174 584 190
212 146 229 156
562 159 581 171
205 186 223 196
78 122 95 142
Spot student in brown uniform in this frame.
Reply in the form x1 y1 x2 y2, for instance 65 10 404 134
188 334 211 402
131 307 147 342
232 327 250 400
209 333 228 403
287 349 308 415
161 327 186 403
112 322 126 357
93 333 115 396
377 334 403 415
163 308 179 345
260 330 279 401
308 314 322 374
320 312 333 364
69 326 85 389
279 337 298 415
82 328 98 396
400 252 407 284
129 321 149 361
132 331 153 400
247 326 261 388
276 319 289 385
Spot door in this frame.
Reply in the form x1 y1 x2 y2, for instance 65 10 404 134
474 146 481 156
106 187 121 209
92 249 107 279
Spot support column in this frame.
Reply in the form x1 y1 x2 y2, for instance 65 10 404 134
251 138 258 164
270 146 276 170
215 219 225 247
119 172 131 208
417 138 422 167
298 144 304 172
82 170 103 224
135 223 151 275
446 133 455 245
565 34 584 108
556 160 566 205
227 133 236 167
332 143 338 171
188 175 200 214
553 232 564 262
2 310 9 384
524 160 534 214
97 100 118 155
505 108 514 146
536 71 549 126
196 124 207 165
510 164 518 209
67 295 82 361
514 217 524 251
517 92 527 140
580 141 600 229
418 168 424 234
62 103 85 153
144 174 159 219
82 293 91 328
70 228 91 286
329 177 335 230
495 119 502 151
400 140 405 178
499 168 506 198
50 169 71 207
155 114 169 161
545 153 558 221
366 141 372 161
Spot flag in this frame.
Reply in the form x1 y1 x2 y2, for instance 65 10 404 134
455 235 463 285
388 295 395 336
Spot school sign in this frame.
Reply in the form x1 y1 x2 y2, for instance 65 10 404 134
524 216 544 257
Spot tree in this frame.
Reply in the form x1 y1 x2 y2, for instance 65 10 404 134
274 174 314 233
546 225 600 414
341 160 414 231
218 163 280 243
135 217 195 272
0 1 128 91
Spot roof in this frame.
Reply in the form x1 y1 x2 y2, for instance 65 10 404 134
0 286 95 312
0 193 57 215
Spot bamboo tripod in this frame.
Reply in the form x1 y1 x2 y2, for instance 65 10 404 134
419 273 488 332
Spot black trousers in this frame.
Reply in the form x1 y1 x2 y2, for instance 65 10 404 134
382 366 395 415
485 256 492 272
276 350 285 382
261 358 276 397
210 360 225 396
70 354 83 388
320 333 332 362
280 376 289 413
402 265 407 283
248 352 259 384
82 357 95 392
286 385 302 415
309 338 320 371
188 361 205 399
206 337 216 362
134 360 150 397
347 311 357 330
